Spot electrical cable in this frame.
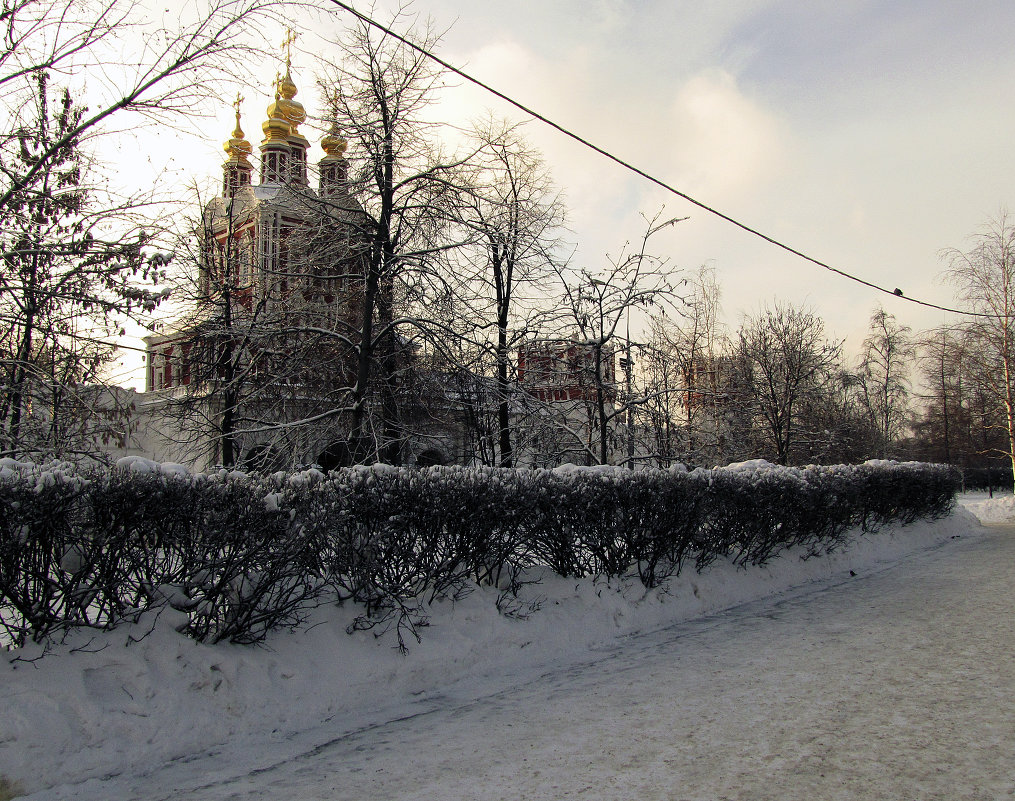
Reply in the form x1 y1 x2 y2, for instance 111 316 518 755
325 0 989 319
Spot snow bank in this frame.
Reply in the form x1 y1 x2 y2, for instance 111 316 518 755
0 506 984 797
959 490 1015 523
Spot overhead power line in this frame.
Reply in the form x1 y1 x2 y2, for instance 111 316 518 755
325 0 987 319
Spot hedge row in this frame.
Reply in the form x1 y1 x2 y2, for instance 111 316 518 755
0 457 959 649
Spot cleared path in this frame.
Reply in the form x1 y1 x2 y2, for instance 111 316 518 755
43 526 1015 800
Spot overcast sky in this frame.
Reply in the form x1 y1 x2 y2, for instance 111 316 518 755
127 0 1015 375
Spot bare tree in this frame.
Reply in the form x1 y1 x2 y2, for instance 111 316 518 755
855 306 913 458
640 264 726 467
794 364 876 464
639 318 686 467
912 324 1009 478
1 0 279 215
942 210 1015 483
153 190 293 468
547 212 685 466
0 72 156 457
456 120 566 467
153 119 372 471
913 327 966 466
316 8 473 464
0 0 281 458
733 301 841 465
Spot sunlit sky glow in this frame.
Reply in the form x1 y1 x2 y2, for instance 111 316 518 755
107 0 1015 384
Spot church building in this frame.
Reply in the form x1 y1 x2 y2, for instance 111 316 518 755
140 53 384 471
126 47 620 471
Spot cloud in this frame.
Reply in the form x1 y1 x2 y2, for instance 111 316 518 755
664 69 788 198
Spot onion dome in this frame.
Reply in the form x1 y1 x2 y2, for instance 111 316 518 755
223 103 253 166
262 78 292 143
321 125 348 158
276 67 307 133
319 120 349 197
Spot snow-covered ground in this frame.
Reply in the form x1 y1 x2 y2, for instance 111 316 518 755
959 488 1015 523
2 494 1012 800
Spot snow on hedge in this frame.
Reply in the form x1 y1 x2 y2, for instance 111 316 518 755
0 459 960 649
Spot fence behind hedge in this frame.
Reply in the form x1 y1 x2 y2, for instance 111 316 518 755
0 457 959 649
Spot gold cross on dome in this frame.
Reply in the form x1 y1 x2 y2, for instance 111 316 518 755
281 28 298 68
233 92 244 116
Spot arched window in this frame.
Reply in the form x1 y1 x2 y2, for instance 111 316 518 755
317 441 352 472
416 448 447 468
243 444 279 473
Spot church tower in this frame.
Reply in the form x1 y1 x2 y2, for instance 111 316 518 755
222 95 253 197
259 30 309 186
259 78 292 185
319 111 349 198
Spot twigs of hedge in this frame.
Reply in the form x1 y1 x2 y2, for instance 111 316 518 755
0 457 960 650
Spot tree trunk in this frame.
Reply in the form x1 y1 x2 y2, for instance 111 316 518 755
496 307 513 468
1003 323 1015 487
349 249 379 464
595 344 609 465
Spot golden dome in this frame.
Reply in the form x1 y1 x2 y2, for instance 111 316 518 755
262 79 291 143
276 67 306 134
224 97 253 165
321 124 348 158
